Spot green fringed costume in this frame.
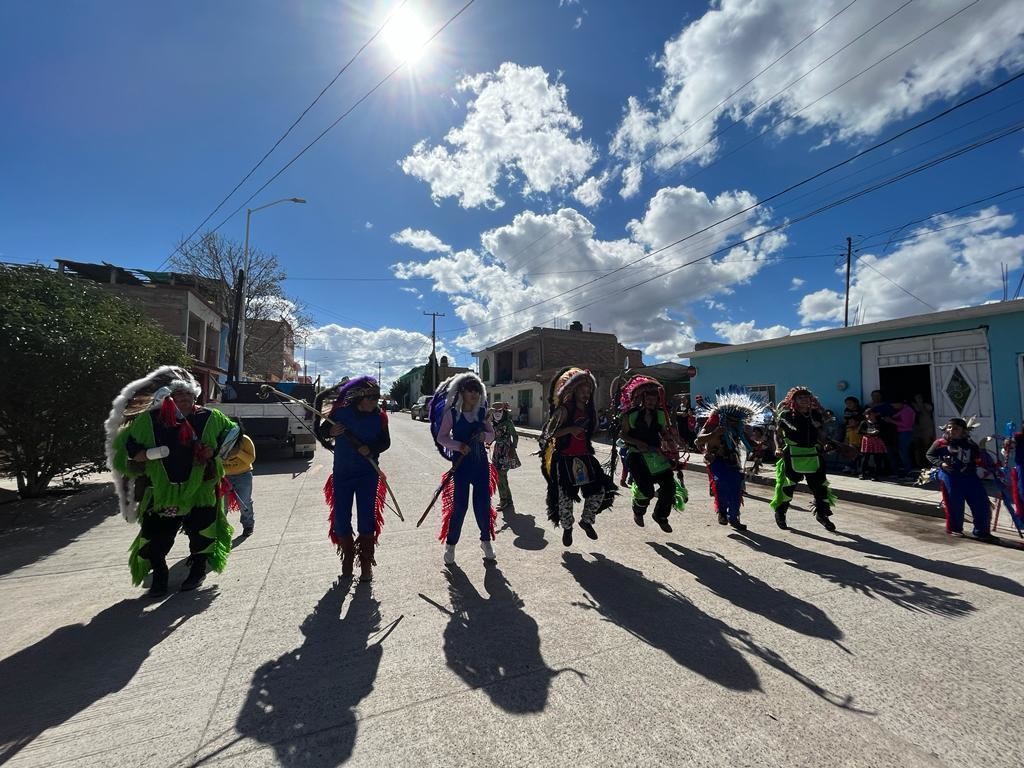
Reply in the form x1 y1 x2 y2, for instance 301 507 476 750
106 366 237 593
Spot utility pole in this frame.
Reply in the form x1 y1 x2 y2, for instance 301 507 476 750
423 311 445 392
376 360 382 382
843 236 852 328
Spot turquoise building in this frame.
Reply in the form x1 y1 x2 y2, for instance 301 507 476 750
686 302 1024 438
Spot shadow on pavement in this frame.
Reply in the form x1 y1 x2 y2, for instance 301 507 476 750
0 490 118 578
422 563 570 714
0 591 217 765
734 531 976 617
650 542 847 647
252 456 313 479
233 579 387 767
801 529 1024 599
562 551 866 710
496 504 548 551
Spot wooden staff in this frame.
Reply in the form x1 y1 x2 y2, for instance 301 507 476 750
416 424 485 528
258 385 404 521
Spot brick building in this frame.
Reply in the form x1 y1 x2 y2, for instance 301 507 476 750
56 260 228 400
474 322 644 427
246 318 300 382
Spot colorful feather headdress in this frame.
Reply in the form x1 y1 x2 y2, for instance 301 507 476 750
619 375 665 412
337 375 380 408
696 386 766 423
548 366 596 408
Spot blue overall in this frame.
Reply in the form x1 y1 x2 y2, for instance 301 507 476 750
937 469 990 536
447 408 492 545
330 407 385 538
709 458 743 523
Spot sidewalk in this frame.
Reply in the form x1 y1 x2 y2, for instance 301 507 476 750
513 425 1023 536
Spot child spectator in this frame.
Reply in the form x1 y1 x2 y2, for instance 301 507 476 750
858 409 890 480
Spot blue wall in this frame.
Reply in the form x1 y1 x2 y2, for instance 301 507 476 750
690 308 1024 427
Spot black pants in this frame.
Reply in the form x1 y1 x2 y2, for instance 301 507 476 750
628 453 675 519
773 453 833 517
139 506 217 564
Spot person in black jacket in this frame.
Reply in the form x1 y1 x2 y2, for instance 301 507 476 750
926 418 997 543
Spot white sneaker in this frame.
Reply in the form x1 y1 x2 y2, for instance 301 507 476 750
480 540 496 561
443 544 456 565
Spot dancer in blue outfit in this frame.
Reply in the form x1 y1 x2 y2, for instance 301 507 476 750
926 417 997 543
319 376 391 581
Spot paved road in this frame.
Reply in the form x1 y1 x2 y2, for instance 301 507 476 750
2 414 1023 767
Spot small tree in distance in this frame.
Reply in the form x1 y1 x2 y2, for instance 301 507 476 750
0 266 189 497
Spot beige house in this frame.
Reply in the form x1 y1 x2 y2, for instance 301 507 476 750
474 322 643 427
246 318 300 382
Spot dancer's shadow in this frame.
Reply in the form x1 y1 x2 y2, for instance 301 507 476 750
0 591 216 765
650 542 846 647
496 504 548 550
234 580 390 767
422 563 569 713
561 551 759 692
562 552 866 710
798 529 1024 600
735 531 975 617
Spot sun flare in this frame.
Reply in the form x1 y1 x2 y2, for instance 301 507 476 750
381 7 432 64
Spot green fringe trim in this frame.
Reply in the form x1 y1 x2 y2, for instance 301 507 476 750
196 507 234 573
673 480 688 511
630 482 648 503
128 533 151 587
769 459 790 511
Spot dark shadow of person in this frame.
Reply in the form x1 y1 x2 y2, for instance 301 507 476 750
0 492 118 577
234 580 388 767
422 563 569 714
561 551 760 692
496 505 549 550
0 590 217 765
734 531 975 618
798 529 1024 600
650 542 846 648
562 551 866 710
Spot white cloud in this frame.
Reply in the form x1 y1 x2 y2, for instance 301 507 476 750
400 63 596 209
790 277 805 290
365 221 373 229
390 227 452 254
572 170 611 208
712 320 792 344
797 207 1024 325
391 183 785 360
611 0 1024 194
399 286 424 300
305 324 450 387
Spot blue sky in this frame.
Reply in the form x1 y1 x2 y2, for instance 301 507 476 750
3 0 1023 386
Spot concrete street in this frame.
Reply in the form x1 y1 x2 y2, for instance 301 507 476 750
2 414 1023 767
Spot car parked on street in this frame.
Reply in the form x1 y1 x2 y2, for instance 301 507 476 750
410 395 431 420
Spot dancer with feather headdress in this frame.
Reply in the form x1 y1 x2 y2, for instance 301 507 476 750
106 366 239 597
770 386 839 532
429 372 497 566
619 374 687 533
318 375 391 582
539 367 617 546
695 387 764 532
926 417 999 543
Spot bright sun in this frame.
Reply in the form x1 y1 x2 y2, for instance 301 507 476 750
381 7 432 64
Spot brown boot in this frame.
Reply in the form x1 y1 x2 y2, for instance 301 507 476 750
337 534 355 576
356 535 375 583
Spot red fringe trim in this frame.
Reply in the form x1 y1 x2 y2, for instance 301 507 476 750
705 463 719 513
1011 467 1023 528
939 478 952 532
437 470 455 543
159 397 178 428
373 472 386 543
324 476 338 546
221 476 241 513
488 462 498 540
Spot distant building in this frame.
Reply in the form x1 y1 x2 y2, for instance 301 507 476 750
246 318 300 383
395 356 473 407
686 301 1024 438
474 322 644 427
56 259 228 400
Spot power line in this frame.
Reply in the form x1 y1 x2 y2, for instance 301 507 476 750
200 0 477 245
158 0 411 270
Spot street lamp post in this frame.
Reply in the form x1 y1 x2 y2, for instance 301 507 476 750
237 197 306 379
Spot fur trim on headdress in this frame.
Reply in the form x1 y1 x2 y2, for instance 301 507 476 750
548 367 596 407
696 386 766 423
337 375 380 408
619 375 665 412
436 372 487 413
104 365 200 522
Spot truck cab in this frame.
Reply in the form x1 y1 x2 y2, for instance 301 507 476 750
214 381 317 459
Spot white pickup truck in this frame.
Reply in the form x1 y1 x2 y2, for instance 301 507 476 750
213 382 317 459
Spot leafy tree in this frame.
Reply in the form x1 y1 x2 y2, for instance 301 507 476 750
388 378 410 409
0 266 189 498
170 231 312 370
421 353 440 396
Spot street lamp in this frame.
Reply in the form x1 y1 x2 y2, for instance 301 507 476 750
237 197 306 378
